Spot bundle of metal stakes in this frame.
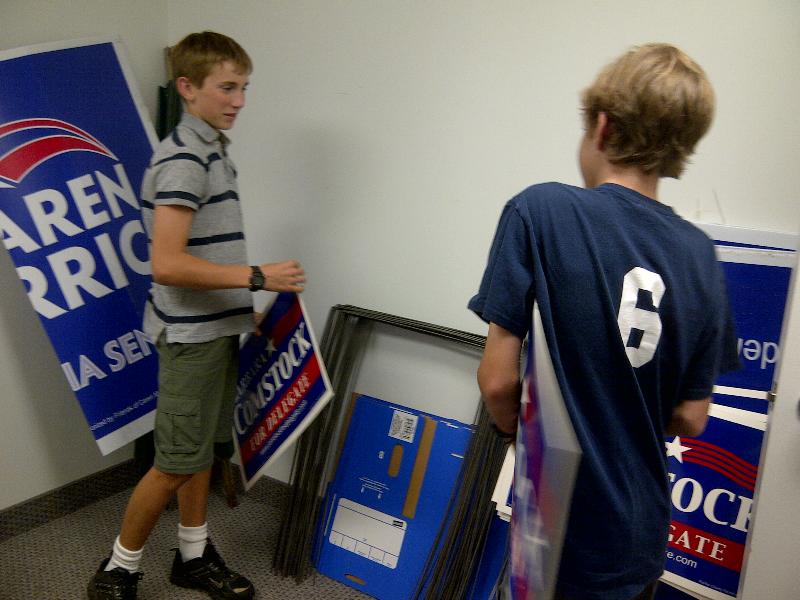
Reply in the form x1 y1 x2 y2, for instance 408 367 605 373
272 306 368 580
271 304 511 595
411 404 509 599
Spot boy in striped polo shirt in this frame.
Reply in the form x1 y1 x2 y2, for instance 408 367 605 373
88 31 305 600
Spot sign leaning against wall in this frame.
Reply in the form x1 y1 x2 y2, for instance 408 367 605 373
660 226 796 600
0 38 159 455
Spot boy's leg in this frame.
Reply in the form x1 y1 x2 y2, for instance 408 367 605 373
177 468 212 527
88 335 241 599
167 335 254 599
119 466 192 550
176 468 213 560
171 514 256 600
155 335 225 563
87 467 189 599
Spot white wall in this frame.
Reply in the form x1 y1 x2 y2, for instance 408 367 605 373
167 0 800 336
355 324 482 422
1 4 798 595
0 0 166 120
0 0 167 510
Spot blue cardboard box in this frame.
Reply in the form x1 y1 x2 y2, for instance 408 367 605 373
316 394 473 599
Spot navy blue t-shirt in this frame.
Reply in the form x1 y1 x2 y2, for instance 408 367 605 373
469 182 738 600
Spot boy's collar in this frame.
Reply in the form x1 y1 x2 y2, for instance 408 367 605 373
181 113 230 146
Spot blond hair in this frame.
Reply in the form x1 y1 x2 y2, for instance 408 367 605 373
169 31 252 87
581 43 714 178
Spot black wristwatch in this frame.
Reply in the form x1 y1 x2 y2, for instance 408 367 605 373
248 265 265 292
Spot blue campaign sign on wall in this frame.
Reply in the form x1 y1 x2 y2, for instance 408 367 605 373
0 39 158 454
662 406 763 600
658 226 796 600
699 226 796 400
715 255 793 395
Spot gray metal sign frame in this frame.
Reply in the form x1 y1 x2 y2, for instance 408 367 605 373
271 304 509 600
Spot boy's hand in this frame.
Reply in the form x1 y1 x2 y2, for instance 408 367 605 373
260 260 306 293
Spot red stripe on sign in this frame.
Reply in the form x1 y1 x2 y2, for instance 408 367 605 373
0 135 112 183
268 299 303 349
0 118 106 148
688 446 757 484
688 438 758 476
684 454 756 491
239 354 321 464
668 520 744 572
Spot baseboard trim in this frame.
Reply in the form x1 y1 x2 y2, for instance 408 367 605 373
0 459 141 544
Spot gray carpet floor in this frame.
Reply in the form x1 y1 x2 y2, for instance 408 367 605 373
0 477 369 600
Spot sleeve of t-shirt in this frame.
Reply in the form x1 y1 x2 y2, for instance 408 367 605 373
150 152 207 210
467 200 535 340
679 264 741 400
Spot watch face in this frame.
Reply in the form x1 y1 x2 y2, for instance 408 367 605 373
250 269 265 291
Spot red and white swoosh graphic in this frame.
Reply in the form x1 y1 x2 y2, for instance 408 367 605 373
682 438 758 491
0 118 117 186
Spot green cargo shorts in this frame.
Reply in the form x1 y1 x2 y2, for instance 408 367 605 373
153 333 239 474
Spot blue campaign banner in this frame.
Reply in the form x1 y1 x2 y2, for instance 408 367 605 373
662 406 763 600
700 225 796 403
715 255 793 396
233 293 333 489
658 227 795 600
0 39 159 454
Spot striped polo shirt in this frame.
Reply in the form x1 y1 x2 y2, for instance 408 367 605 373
140 113 253 343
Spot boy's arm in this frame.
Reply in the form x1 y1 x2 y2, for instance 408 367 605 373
478 322 523 435
665 264 738 439
666 397 711 437
151 205 305 291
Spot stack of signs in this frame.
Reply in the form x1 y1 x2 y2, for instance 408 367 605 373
508 303 582 600
658 225 796 600
233 293 333 489
0 39 158 455
316 394 473 600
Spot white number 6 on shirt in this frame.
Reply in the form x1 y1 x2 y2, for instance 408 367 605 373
617 267 665 368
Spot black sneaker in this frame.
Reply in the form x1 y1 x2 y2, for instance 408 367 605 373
170 541 255 599
87 558 142 600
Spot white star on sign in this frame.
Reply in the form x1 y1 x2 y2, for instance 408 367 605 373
665 436 692 463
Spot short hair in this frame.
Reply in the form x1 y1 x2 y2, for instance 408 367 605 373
581 43 714 178
169 31 252 87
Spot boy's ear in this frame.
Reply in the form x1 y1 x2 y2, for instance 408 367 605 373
595 112 612 151
175 76 195 102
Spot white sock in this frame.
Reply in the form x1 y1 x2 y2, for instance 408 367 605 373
105 536 143 573
178 522 208 562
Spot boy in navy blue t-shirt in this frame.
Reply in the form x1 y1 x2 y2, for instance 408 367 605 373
470 44 739 600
